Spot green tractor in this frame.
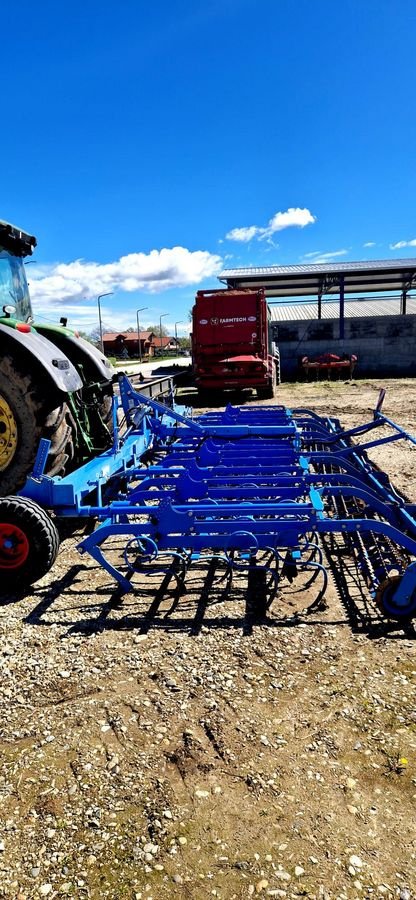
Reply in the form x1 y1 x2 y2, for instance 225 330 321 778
0 220 114 495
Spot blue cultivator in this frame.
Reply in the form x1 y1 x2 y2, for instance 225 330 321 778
7 377 416 620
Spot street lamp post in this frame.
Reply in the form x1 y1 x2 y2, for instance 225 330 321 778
136 307 148 363
159 313 168 356
174 321 182 354
97 292 114 354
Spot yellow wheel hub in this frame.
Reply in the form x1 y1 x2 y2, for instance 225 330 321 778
0 394 18 471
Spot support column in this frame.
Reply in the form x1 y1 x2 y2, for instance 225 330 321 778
339 275 345 340
401 288 407 315
318 291 322 319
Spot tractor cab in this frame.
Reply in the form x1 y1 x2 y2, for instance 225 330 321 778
0 218 115 496
0 221 36 324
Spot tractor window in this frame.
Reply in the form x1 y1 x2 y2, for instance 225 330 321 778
0 251 32 321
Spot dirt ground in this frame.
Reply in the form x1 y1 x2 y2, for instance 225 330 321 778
1 378 416 900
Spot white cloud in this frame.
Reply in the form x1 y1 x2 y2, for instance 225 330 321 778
264 208 316 234
363 241 376 248
225 207 316 242
302 249 349 263
390 239 416 250
29 246 223 307
225 225 259 243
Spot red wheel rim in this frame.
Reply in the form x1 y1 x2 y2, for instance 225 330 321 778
0 523 30 569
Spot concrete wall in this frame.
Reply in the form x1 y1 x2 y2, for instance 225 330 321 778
273 313 416 379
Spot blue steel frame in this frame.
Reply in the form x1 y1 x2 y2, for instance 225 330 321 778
20 378 416 616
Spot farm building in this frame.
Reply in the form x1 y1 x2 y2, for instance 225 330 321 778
103 330 155 358
152 335 181 355
103 331 180 359
219 259 416 378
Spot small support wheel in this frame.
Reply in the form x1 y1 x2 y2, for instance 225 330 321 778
376 576 416 620
0 496 59 592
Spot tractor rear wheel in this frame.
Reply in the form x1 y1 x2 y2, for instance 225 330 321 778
96 387 114 446
0 355 76 494
0 496 59 591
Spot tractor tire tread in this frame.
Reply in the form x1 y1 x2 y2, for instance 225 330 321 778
0 355 75 493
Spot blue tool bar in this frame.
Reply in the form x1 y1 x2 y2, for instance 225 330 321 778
77 512 416 596
198 406 290 421
374 412 416 447
127 471 397 505
154 424 299 438
120 375 299 438
78 515 416 557
21 428 151 510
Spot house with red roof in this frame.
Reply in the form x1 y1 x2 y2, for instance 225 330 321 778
103 331 155 358
102 331 180 358
152 336 181 355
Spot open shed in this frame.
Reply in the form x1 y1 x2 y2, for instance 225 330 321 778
220 259 416 336
219 259 416 377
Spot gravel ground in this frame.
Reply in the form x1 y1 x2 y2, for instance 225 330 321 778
0 378 415 899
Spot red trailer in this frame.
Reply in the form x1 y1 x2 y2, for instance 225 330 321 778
192 288 280 398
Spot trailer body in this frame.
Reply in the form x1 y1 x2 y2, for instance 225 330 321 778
192 289 279 397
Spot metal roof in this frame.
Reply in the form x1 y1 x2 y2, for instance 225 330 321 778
219 258 416 298
269 296 416 322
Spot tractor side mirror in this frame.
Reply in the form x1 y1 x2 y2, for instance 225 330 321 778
2 305 16 318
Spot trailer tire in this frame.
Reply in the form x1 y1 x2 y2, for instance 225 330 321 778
257 366 276 400
197 387 212 406
0 355 76 494
0 496 60 592
275 351 281 386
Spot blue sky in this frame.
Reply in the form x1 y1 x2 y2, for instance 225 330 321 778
3 0 416 333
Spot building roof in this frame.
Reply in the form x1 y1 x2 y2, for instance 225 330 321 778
219 258 416 298
152 335 177 348
103 331 154 342
269 295 416 322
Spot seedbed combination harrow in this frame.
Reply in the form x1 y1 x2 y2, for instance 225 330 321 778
2 376 416 621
